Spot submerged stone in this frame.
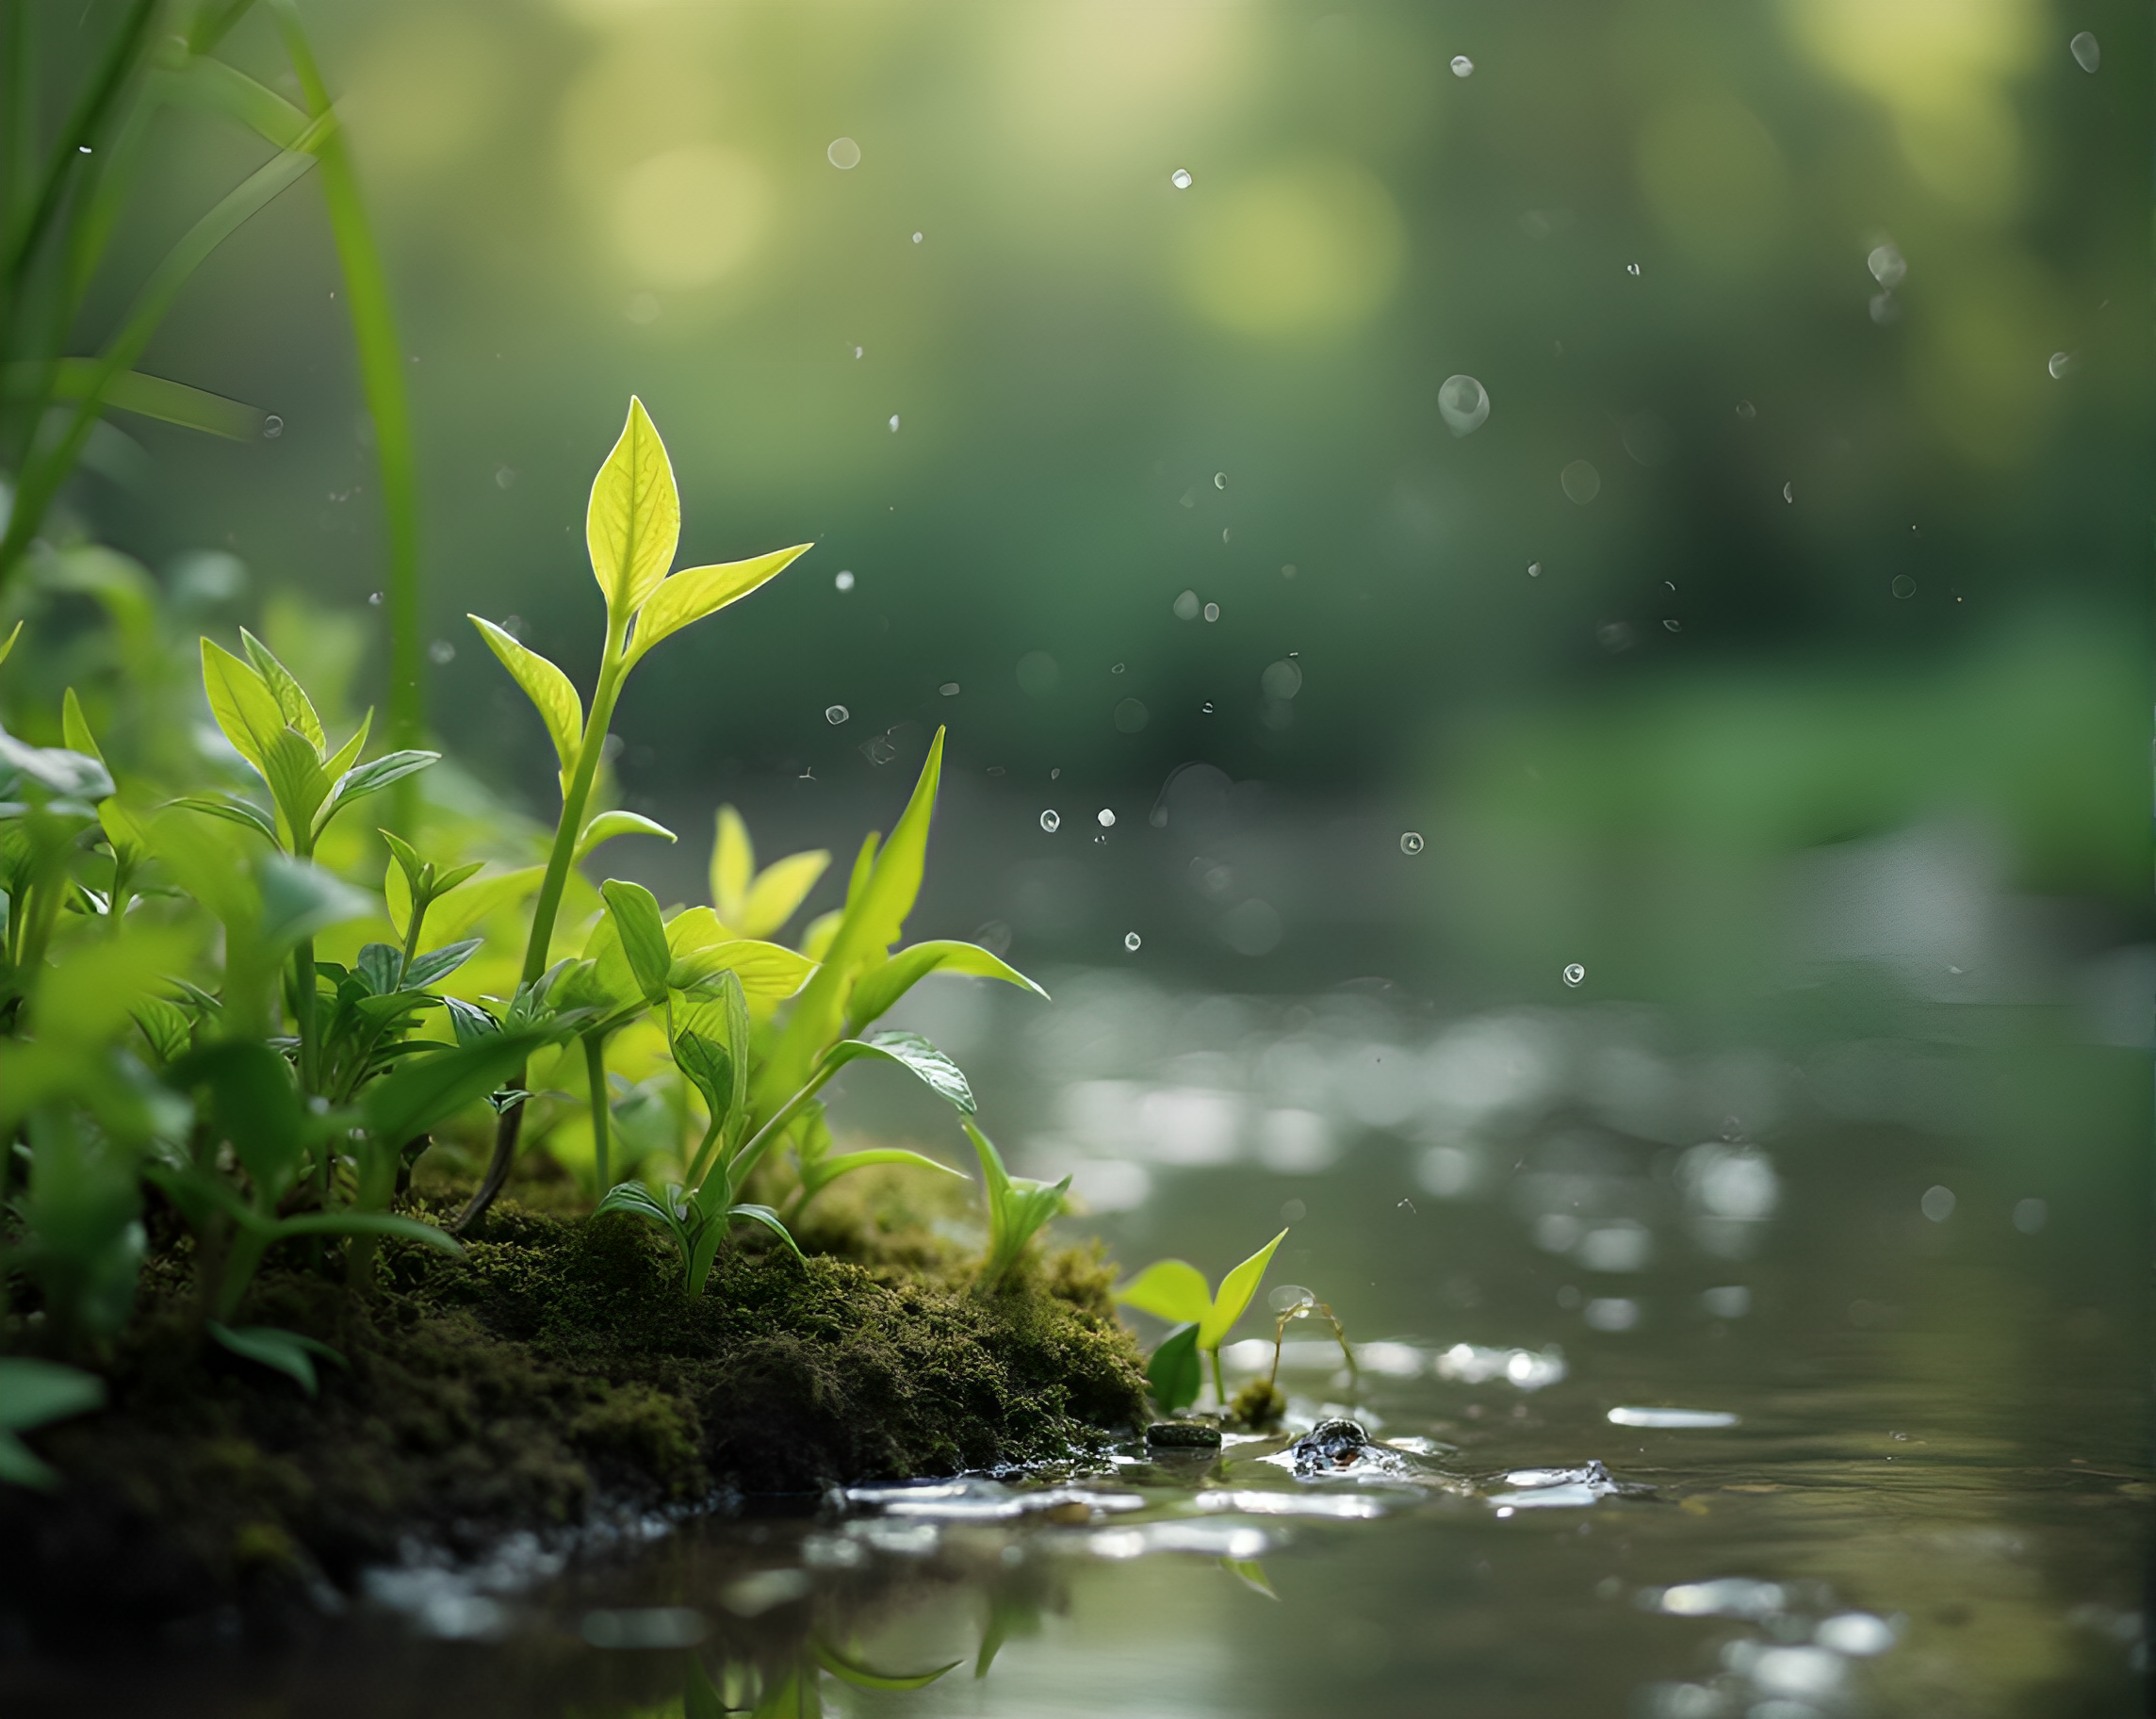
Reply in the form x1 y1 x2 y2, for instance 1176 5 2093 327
1145 1421 1223 1449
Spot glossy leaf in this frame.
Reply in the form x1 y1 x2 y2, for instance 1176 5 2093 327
207 1321 344 1398
198 638 286 776
844 940 1046 1034
58 687 106 766
260 725 329 838
392 862 541 947
628 543 812 664
586 397 679 622
727 1203 806 1259
317 749 438 833
1199 1227 1289 1351
1114 1259 1214 1327
21 356 266 439
401 939 482 991
238 629 325 754
1147 1322 1203 1415
820 1031 976 1114
664 910 817 1005
172 794 277 843
576 809 675 861
810 1146 967 1187
469 615 581 781
967 1120 1069 1288
363 1031 548 1146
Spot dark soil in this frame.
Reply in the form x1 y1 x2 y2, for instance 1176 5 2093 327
0 1187 1148 1645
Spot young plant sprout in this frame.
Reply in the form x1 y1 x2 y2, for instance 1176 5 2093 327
1115 1228 1289 1412
968 1121 1070 1289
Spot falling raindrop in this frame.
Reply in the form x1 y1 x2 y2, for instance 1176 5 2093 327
2070 30 2100 71
1450 55 1474 76
1039 810 1061 832
827 137 861 170
1867 243 1906 287
1124 931 1142 952
367 591 384 606
1663 619 1681 633
1625 262 1641 276
825 704 850 724
889 415 901 432
1170 168 1193 189
262 415 284 438
1097 808 1116 827
1891 575 1917 598
1173 589 1200 619
939 682 960 696
853 346 864 358
1269 1285 1316 1313
1201 701 1215 713
1560 460 1600 504
1527 562 1543 578
1111 662 1126 674
428 639 456 665
1399 831 1426 855
496 466 518 489
1562 962 1586 987
1438 374 1490 436
1736 399 1757 421
911 231 923 244
1783 481 1794 503
835 569 856 591
1202 602 1220 622
2048 352 2075 380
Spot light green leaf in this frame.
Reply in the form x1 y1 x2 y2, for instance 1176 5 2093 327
739 847 831 939
59 687 106 767
810 1146 968 1187
257 854 375 954
727 1203 806 1259
1114 1259 1214 1327
172 794 277 843
585 397 679 623
576 809 676 861
627 542 812 664
322 711 371 783
710 806 754 925
0 619 23 668
1220 1558 1279 1599
239 628 325 754
199 637 287 776
260 725 330 840
207 1322 344 1398
799 909 842 962
316 748 438 835
469 615 582 783
844 939 1047 1034
819 1031 976 1114
391 861 540 946
663 909 817 1005
600 878 673 1005
1198 1227 1290 1352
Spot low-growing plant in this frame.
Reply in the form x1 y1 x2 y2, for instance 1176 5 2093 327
1115 1229 1290 1413
968 1121 1070 1290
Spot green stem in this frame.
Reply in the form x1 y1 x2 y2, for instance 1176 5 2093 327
683 1111 726 1195
727 1056 841 1190
1209 1347 1226 1412
584 1032 611 1195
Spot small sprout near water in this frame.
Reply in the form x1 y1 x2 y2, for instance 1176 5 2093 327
1116 1228 1288 1411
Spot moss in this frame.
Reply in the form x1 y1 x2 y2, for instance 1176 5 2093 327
0 1192 1148 1642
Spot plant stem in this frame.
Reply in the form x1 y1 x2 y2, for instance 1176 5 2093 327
584 1032 610 1194
1210 1347 1227 1412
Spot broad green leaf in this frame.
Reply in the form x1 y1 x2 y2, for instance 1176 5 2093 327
257 854 375 953
627 542 812 663
199 638 286 775
59 687 106 766
206 1322 344 1398
710 806 754 925
316 748 438 834
672 1029 734 1119
239 628 325 754
261 725 330 839
404 863 543 945
34 925 198 1048
576 809 675 861
0 1357 106 1432
740 847 832 939
98 796 145 855
843 940 1047 1034
172 794 277 843
811 1643 961 1692
1198 1228 1290 1352
363 1030 548 1145
820 1031 976 1114
585 397 679 622
600 879 672 1005
469 615 582 780
663 909 817 1005
799 909 842 962
1147 1323 1203 1415
1114 1260 1215 1327
0 1433 57 1488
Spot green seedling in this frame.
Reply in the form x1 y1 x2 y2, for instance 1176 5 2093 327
967 1121 1070 1290
0 1357 106 1488
458 398 812 1227
1115 1228 1290 1409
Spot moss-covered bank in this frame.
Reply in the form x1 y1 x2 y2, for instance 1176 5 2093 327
0 1196 1148 1641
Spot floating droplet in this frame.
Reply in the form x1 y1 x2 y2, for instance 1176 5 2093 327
1039 810 1061 832
1221 527 1232 543
1527 562 1543 578
939 682 960 696
1782 481 1794 503
1281 563 1297 580
1562 962 1585 987
1201 700 1215 713
827 136 861 170
1111 661 1126 674
1268 1284 1316 1313
262 415 284 438
1867 243 1906 288
428 639 456 665
835 569 856 591
1097 808 1116 827
496 465 518 489
1891 575 1917 599
1173 589 1200 620
2070 30 2100 72
1124 931 1142 952
1663 619 1681 632
889 415 901 432
1260 659 1303 699
2048 351 2075 380
1560 460 1600 504
854 346 864 358
1920 1185 1956 1222
367 591 384 606
911 231 923 243
1202 601 1220 622
1625 262 1641 276
1438 373 1490 436
825 704 850 724
1450 54 1474 76
1170 167 1193 189
1214 471 1228 490
1736 399 1756 421
1114 697 1150 732
1870 292 1900 325
1399 830 1426 855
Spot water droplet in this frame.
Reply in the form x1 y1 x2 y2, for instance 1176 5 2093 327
1625 262 1641 276
911 231 923 244
1111 661 1126 674
1399 830 1426 855
825 705 855 728
1661 619 1682 634
1260 659 1302 700
1560 460 1600 504
1527 562 1543 578
1281 563 1298 580
1124 931 1142 952
1867 243 1906 288
1221 527 1232 543
1438 373 1490 436
1870 292 1900 325
1562 962 1586 987
1920 1184 1956 1222
428 639 456 665
1202 601 1220 622
1268 1284 1316 1313
1039 810 1061 832
1114 697 1150 732
1096 808 1116 827
888 415 901 432
1214 471 1228 489
827 136 861 169
367 591 384 606
2048 351 2075 380
262 415 284 438
854 345 864 358
939 682 959 696
1736 399 1756 421
1170 167 1193 189
1200 701 1215 713
1173 589 1200 620
1783 481 1794 503
835 569 856 591
76 143 91 154
1891 575 1917 599
1051 767 1061 779
2070 30 2100 72
1450 54 1474 76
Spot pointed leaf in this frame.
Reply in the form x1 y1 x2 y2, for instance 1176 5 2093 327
810 1643 961 1692
260 726 329 840
810 1147 968 1187
628 543 812 663
469 615 582 780
322 712 371 783
317 749 439 834
710 805 754 926
1114 1259 1214 1327
1147 1322 1203 1415
206 1321 344 1398
239 629 325 754
576 809 675 861
844 940 1047 1034
0 1358 106 1433
444 996 501 1045
363 1030 550 1146
1198 1228 1290 1352
402 938 482 991
171 795 277 843
664 910 817 1005
741 847 832 939
586 397 679 621
818 1031 975 1113
1220 1558 1279 1599
59 688 106 766
199 638 286 776
727 1203 805 1259
600 878 672 1005
672 1029 734 1119
356 942 404 994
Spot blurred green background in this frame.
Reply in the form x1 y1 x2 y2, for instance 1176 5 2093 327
12 0 2149 1001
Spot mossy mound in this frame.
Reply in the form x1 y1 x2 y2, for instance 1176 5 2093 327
0 1198 1147 1642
